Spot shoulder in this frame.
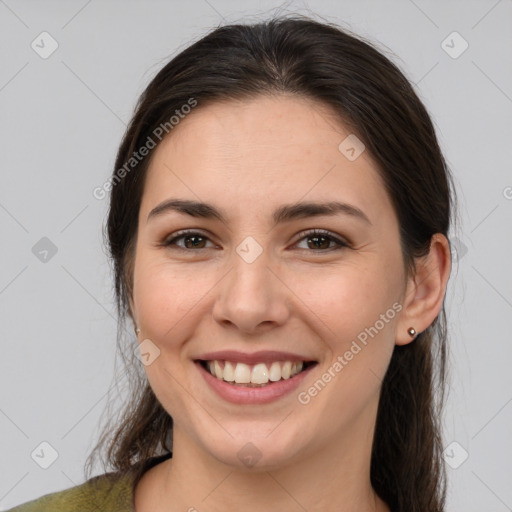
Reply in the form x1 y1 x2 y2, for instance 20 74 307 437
4 472 134 512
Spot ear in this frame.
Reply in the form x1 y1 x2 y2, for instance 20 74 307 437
395 233 452 346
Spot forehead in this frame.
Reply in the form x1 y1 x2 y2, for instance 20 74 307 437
140 95 395 227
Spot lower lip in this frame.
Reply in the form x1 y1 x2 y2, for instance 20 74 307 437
196 362 315 405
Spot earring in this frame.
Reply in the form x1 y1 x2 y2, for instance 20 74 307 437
407 327 416 337
134 326 141 335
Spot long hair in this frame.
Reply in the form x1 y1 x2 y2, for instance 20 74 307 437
85 15 457 511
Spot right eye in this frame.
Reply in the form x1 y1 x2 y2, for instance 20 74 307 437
161 230 217 250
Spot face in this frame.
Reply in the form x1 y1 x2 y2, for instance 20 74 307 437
129 95 408 470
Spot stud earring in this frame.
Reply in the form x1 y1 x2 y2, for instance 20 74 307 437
407 327 416 337
134 326 141 335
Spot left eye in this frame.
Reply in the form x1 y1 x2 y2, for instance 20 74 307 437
294 229 349 251
162 229 349 252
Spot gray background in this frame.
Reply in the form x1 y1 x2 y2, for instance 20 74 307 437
1 0 511 510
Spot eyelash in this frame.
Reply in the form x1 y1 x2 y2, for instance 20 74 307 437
161 229 350 253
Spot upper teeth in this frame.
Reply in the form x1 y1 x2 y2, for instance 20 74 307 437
206 360 304 385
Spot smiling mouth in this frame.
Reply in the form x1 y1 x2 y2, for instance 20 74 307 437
197 359 317 387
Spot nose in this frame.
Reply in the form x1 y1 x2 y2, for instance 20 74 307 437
212 248 290 335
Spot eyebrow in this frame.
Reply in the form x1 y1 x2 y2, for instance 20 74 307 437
147 199 372 226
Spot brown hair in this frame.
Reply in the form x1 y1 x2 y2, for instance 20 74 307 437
85 15 457 511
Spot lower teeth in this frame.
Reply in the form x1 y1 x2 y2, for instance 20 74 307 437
225 381 274 387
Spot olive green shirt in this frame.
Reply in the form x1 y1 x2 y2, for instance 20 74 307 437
4 453 172 512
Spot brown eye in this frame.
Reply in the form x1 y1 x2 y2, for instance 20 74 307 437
161 229 349 253
163 231 214 250
295 229 349 252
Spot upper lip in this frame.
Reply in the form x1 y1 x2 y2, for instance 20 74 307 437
194 350 316 365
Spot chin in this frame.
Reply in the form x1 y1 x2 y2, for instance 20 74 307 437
198 429 310 472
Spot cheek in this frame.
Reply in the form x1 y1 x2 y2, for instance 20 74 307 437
290 260 400 413
292 266 398 426
132 255 215 342
290 261 399 347
131 257 210 414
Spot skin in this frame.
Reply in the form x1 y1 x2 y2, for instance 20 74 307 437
129 95 451 512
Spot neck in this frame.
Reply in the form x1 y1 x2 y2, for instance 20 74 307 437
145 412 389 512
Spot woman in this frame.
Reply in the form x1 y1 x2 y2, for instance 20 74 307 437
8 15 455 512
